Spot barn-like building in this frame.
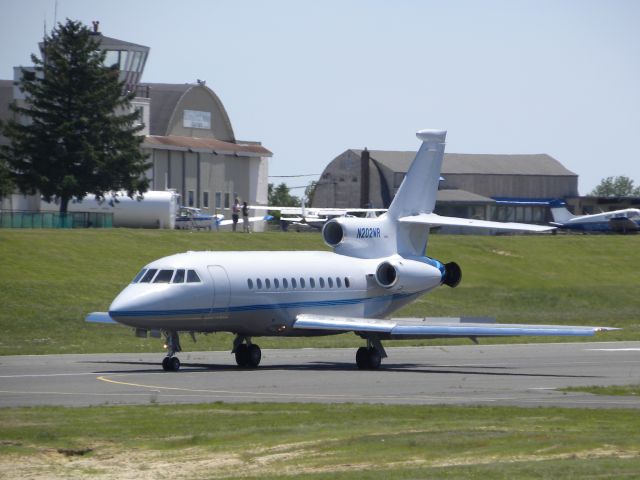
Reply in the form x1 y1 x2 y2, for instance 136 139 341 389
312 148 579 224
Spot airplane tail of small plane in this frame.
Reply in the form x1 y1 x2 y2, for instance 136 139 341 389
549 200 575 224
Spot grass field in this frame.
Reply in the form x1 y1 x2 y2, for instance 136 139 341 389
0 229 638 356
1 402 639 479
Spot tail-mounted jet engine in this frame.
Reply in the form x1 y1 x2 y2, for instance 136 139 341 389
322 217 392 258
374 259 462 290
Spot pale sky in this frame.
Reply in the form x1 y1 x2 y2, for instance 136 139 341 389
1 0 639 195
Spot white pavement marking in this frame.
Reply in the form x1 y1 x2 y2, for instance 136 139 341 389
586 348 640 352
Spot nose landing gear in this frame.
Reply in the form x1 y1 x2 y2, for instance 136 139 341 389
161 330 182 371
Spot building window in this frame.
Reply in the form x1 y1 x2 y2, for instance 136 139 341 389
188 190 195 207
215 192 222 210
203 192 209 209
224 193 230 209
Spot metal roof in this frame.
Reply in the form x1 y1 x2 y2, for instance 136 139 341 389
351 149 577 177
140 83 192 136
142 135 272 157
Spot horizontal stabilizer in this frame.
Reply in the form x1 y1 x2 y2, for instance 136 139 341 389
294 314 617 337
399 213 555 232
86 312 117 324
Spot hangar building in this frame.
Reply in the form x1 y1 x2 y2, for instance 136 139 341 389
0 25 271 223
312 149 578 224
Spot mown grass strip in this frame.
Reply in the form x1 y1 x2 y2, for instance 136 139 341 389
0 403 639 479
561 384 640 396
1 230 638 356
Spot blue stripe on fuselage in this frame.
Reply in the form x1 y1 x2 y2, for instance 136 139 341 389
109 290 425 318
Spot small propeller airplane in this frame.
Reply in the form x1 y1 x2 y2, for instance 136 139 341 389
550 201 640 233
87 129 617 371
249 200 386 231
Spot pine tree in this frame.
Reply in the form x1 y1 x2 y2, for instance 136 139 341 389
0 19 150 213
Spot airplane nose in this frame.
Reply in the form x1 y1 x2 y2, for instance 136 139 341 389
108 289 137 317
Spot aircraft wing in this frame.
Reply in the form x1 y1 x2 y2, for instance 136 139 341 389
249 205 386 216
217 215 273 226
399 213 555 232
86 312 117 324
293 314 617 338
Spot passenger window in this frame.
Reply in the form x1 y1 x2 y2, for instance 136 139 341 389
247 279 253 289
336 277 342 288
344 277 350 288
132 269 147 283
172 269 185 283
274 278 279 289
292 278 297 288
257 278 263 289
140 269 157 283
319 278 325 288
328 277 333 288
265 278 271 289
186 270 201 283
310 278 316 288
300 278 305 288
153 269 174 283
283 278 288 288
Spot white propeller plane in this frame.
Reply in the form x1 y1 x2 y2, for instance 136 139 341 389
550 201 640 233
250 199 386 231
87 130 617 371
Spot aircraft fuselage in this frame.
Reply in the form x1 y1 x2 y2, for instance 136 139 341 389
108 250 444 336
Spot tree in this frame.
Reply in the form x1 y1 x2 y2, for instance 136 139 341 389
0 19 149 214
304 180 318 206
0 157 13 199
590 176 640 197
268 182 300 207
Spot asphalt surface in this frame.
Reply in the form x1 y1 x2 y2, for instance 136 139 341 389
1 341 639 409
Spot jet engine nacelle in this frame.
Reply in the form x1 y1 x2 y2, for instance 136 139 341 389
373 258 444 292
322 216 395 259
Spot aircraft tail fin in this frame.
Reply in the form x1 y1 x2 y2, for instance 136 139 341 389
387 130 446 220
549 200 575 223
386 130 446 257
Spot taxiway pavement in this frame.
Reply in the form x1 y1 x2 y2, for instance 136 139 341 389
1 342 639 409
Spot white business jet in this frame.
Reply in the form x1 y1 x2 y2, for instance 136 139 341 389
87 130 616 371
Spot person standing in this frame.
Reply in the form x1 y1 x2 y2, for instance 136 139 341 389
232 198 240 232
242 201 250 232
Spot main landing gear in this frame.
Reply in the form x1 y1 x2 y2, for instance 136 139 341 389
161 330 182 371
233 335 262 368
356 338 387 370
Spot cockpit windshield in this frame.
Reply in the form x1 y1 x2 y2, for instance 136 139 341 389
131 268 201 284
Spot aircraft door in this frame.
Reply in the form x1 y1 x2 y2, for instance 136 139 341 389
208 265 230 310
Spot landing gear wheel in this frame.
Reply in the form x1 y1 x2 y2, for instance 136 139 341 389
247 344 262 368
235 344 249 367
356 347 369 369
355 347 382 370
367 348 381 370
162 356 180 371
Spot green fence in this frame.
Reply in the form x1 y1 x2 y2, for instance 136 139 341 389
0 211 113 228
